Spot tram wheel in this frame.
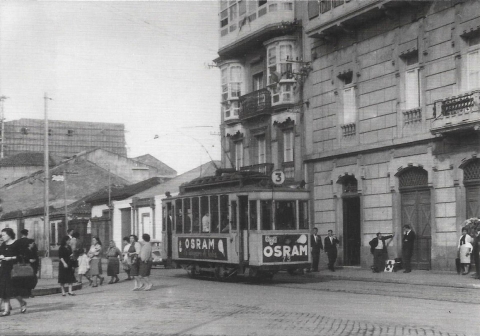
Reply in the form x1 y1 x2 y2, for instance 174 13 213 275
287 268 297 276
215 266 227 281
187 264 199 278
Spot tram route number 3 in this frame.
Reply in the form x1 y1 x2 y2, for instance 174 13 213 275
271 170 285 185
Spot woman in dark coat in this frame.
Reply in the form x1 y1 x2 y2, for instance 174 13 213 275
58 236 77 296
0 228 28 316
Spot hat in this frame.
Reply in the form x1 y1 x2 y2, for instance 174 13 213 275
20 229 29 236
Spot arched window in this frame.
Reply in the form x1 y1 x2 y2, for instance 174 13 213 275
463 159 480 184
399 167 428 189
340 175 357 195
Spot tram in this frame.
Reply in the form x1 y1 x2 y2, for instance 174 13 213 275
161 170 311 280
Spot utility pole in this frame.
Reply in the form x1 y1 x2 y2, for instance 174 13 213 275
41 92 54 279
0 96 8 159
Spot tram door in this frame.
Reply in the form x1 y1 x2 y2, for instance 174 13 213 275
238 196 249 265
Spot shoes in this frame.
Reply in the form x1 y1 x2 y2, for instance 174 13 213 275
100 277 104 286
62 293 66 297
462 271 470 275
88 279 93 286
108 280 113 284
1 311 10 317
403 270 411 273
68 292 76 296
143 284 152 291
20 303 27 313
114 278 119 284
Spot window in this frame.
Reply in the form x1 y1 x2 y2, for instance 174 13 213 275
308 0 320 19
320 0 332 13
275 201 296 230
183 198 191 233
299 201 309 229
175 199 183 233
258 135 266 164
259 0 267 7
235 141 244 170
210 195 219 233
343 87 356 124
260 200 272 230
283 129 294 162
404 53 420 110
201 196 209 233
253 72 264 91
220 195 229 233
192 197 200 233
249 200 258 230
67 130 74 136
266 41 295 105
221 62 244 119
231 200 237 230
467 50 480 91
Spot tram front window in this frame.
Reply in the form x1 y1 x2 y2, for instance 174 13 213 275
299 201 309 230
260 200 272 230
175 199 183 233
275 201 296 230
201 196 209 233
220 195 229 233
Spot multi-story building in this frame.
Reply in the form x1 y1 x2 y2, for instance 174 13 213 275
217 0 480 271
217 0 306 185
3 119 127 158
301 0 480 271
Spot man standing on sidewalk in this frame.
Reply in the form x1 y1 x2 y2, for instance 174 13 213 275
324 230 339 272
402 225 416 273
309 228 323 272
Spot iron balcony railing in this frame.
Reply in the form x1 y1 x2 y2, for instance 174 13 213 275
240 163 274 176
239 88 272 120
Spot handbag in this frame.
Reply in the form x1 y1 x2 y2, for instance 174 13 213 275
11 262 34 279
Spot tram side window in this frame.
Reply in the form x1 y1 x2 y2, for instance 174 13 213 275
220 195 229 233
299 201 309 230
184 198 191 233
201 196 210 233
175 199 183 233
275 201 296 230
210 195 219 233
249 200 258 230
260 200 272 230
231 200 237 230
192 197 200 233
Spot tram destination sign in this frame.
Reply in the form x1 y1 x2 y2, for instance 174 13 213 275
262 234 309 263
178 237 228 261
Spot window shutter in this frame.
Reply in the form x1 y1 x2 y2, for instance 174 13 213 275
258 136 266 164
405 68 420 110
343 87 356 124
468 50 480 91
308 1 320 19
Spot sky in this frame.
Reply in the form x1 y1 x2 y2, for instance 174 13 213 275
0 1 221 174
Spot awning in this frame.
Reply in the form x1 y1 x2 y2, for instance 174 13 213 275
225 123 245 137
272 109 297 126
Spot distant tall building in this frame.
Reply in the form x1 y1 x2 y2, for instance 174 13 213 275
3 119 127 158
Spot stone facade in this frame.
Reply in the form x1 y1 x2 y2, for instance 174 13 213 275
301 0 480 270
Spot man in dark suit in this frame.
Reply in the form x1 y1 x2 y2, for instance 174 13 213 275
324 230 339 272
402 225 416 273
18 229 30 251
309 228 323 272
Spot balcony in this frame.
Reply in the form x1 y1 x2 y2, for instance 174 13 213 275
431 90 480 136
240 163 274 176
219 1 296 57
239 88 272 120
341 123 356 137
306 0 405 40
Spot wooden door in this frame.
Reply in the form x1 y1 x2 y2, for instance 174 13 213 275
120 208 132 240
401 190 431 270
466 185 480 218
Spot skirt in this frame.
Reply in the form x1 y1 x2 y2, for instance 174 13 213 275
139 260 153 277
58 263 76 284
130 257 139 277
89 258 103 276
107 258 120 276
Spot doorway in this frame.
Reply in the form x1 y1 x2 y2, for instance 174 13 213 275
343 196 361 266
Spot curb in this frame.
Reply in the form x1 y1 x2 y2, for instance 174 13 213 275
32 283 83 297
314 273 480 289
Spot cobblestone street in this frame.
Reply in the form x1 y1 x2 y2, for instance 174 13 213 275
0 269 478 336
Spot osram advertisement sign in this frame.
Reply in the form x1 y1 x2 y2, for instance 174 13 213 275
262 234 308 263
178 237 228 261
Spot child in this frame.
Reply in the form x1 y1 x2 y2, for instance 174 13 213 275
77 248 91 285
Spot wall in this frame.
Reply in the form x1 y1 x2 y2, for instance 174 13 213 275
0 166 42 187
